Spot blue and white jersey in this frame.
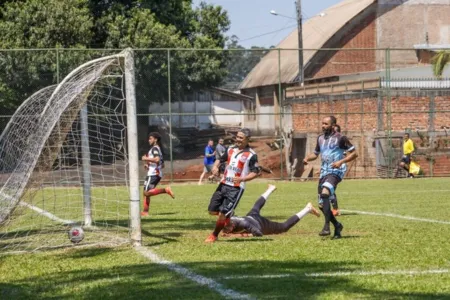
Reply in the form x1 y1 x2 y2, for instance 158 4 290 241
314 132 355 179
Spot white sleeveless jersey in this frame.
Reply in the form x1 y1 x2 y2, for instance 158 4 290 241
221 146 258 189
146 146 163 177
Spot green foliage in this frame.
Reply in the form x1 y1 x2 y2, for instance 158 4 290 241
0 0 93 116
0 0 231 117
222 35 271 90
431 50 450 78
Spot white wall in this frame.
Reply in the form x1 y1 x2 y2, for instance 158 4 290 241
148 100 246 130
258 106 275 132
212 101 243 125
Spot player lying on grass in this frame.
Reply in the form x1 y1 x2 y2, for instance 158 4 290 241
222 184 320 237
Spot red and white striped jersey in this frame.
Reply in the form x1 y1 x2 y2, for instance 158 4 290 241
220 146 258 189
146 146 163 177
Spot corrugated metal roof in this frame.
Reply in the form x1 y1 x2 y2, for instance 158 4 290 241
239 0 376 89
339 65 450 81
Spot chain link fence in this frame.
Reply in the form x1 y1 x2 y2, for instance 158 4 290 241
1 48 449 183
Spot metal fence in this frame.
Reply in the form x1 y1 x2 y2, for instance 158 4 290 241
1 48 449 183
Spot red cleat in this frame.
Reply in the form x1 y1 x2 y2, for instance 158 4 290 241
204 234 217 243
332 209 340 216
165 186 175 199
141 211 149 217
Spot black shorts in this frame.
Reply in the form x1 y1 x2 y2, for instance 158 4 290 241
143 175 161 192
318 174 341 196
401 155 411 164
208 183 244 217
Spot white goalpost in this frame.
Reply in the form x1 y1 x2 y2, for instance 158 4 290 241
0 48 141 253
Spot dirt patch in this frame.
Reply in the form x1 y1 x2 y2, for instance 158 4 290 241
167 139 286 181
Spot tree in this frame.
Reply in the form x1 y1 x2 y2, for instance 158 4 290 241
431 50 450 78
0 0 232 119
0 0 94 130
221 35 271 90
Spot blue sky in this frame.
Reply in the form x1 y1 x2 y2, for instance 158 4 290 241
193 0 342 48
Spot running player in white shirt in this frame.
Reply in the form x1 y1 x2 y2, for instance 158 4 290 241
141 132 174 216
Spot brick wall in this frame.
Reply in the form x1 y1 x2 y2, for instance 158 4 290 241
311 13 376 79
290 91 450 178
414 154 450 177
292 93 450 133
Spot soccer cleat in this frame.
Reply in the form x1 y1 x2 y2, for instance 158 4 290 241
332 223 344 239
141 211 149 217
165 186 175 199
332 209 341 216
268 184 277 191
204 234 217 243
307 202 320 217
319 229 331 236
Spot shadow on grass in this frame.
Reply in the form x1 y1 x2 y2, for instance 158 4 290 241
2 247 448 300
222 237 274 243
335 235 361 239
0 227 68 240
340 212 359 216
152 212 177 216
0 283 29 299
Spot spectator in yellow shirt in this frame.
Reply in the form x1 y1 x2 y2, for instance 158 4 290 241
398 133 415 178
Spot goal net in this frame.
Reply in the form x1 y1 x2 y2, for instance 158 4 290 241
0 49 141 253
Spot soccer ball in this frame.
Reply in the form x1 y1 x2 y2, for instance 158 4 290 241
68 226 85 244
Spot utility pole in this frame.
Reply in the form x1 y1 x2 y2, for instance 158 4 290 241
296 0 304 85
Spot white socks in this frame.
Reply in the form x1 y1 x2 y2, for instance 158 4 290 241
296 204 311 219
261 184 277 200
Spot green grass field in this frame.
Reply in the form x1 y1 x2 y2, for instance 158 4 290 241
1 178 450 299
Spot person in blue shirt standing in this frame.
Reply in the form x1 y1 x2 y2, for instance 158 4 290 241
303 116 358 239
198 139 216 185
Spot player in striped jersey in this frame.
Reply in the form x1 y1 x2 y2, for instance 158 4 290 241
204 128 259 243
141 132 174 216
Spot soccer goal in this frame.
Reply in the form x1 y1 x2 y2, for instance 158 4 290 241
0 49 141 253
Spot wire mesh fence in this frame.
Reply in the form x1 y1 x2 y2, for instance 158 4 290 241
1 48 449 184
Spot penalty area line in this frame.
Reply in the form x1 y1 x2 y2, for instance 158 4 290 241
341 209 450 225
221 269 450 279
19 201 75 225
135 246 253 300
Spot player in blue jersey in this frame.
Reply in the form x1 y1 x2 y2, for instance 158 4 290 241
303 116 358 239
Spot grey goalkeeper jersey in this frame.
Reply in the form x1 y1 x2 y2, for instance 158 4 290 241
231 214 286 236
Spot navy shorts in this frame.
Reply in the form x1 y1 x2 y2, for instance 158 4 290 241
318 174 341 204
143 175 161 192
401 155 411 164
208 183 244 217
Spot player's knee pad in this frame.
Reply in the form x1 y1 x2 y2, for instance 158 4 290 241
321 182 335 197
320 193 330 200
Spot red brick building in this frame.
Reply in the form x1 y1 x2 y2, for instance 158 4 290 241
239 0 450 178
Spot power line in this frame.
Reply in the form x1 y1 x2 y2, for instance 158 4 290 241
238 24 297 42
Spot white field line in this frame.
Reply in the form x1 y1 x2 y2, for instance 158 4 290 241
341 209 450 225
18 201 251 299
221 269 450 280
135 246 253 300
19 201 75 225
